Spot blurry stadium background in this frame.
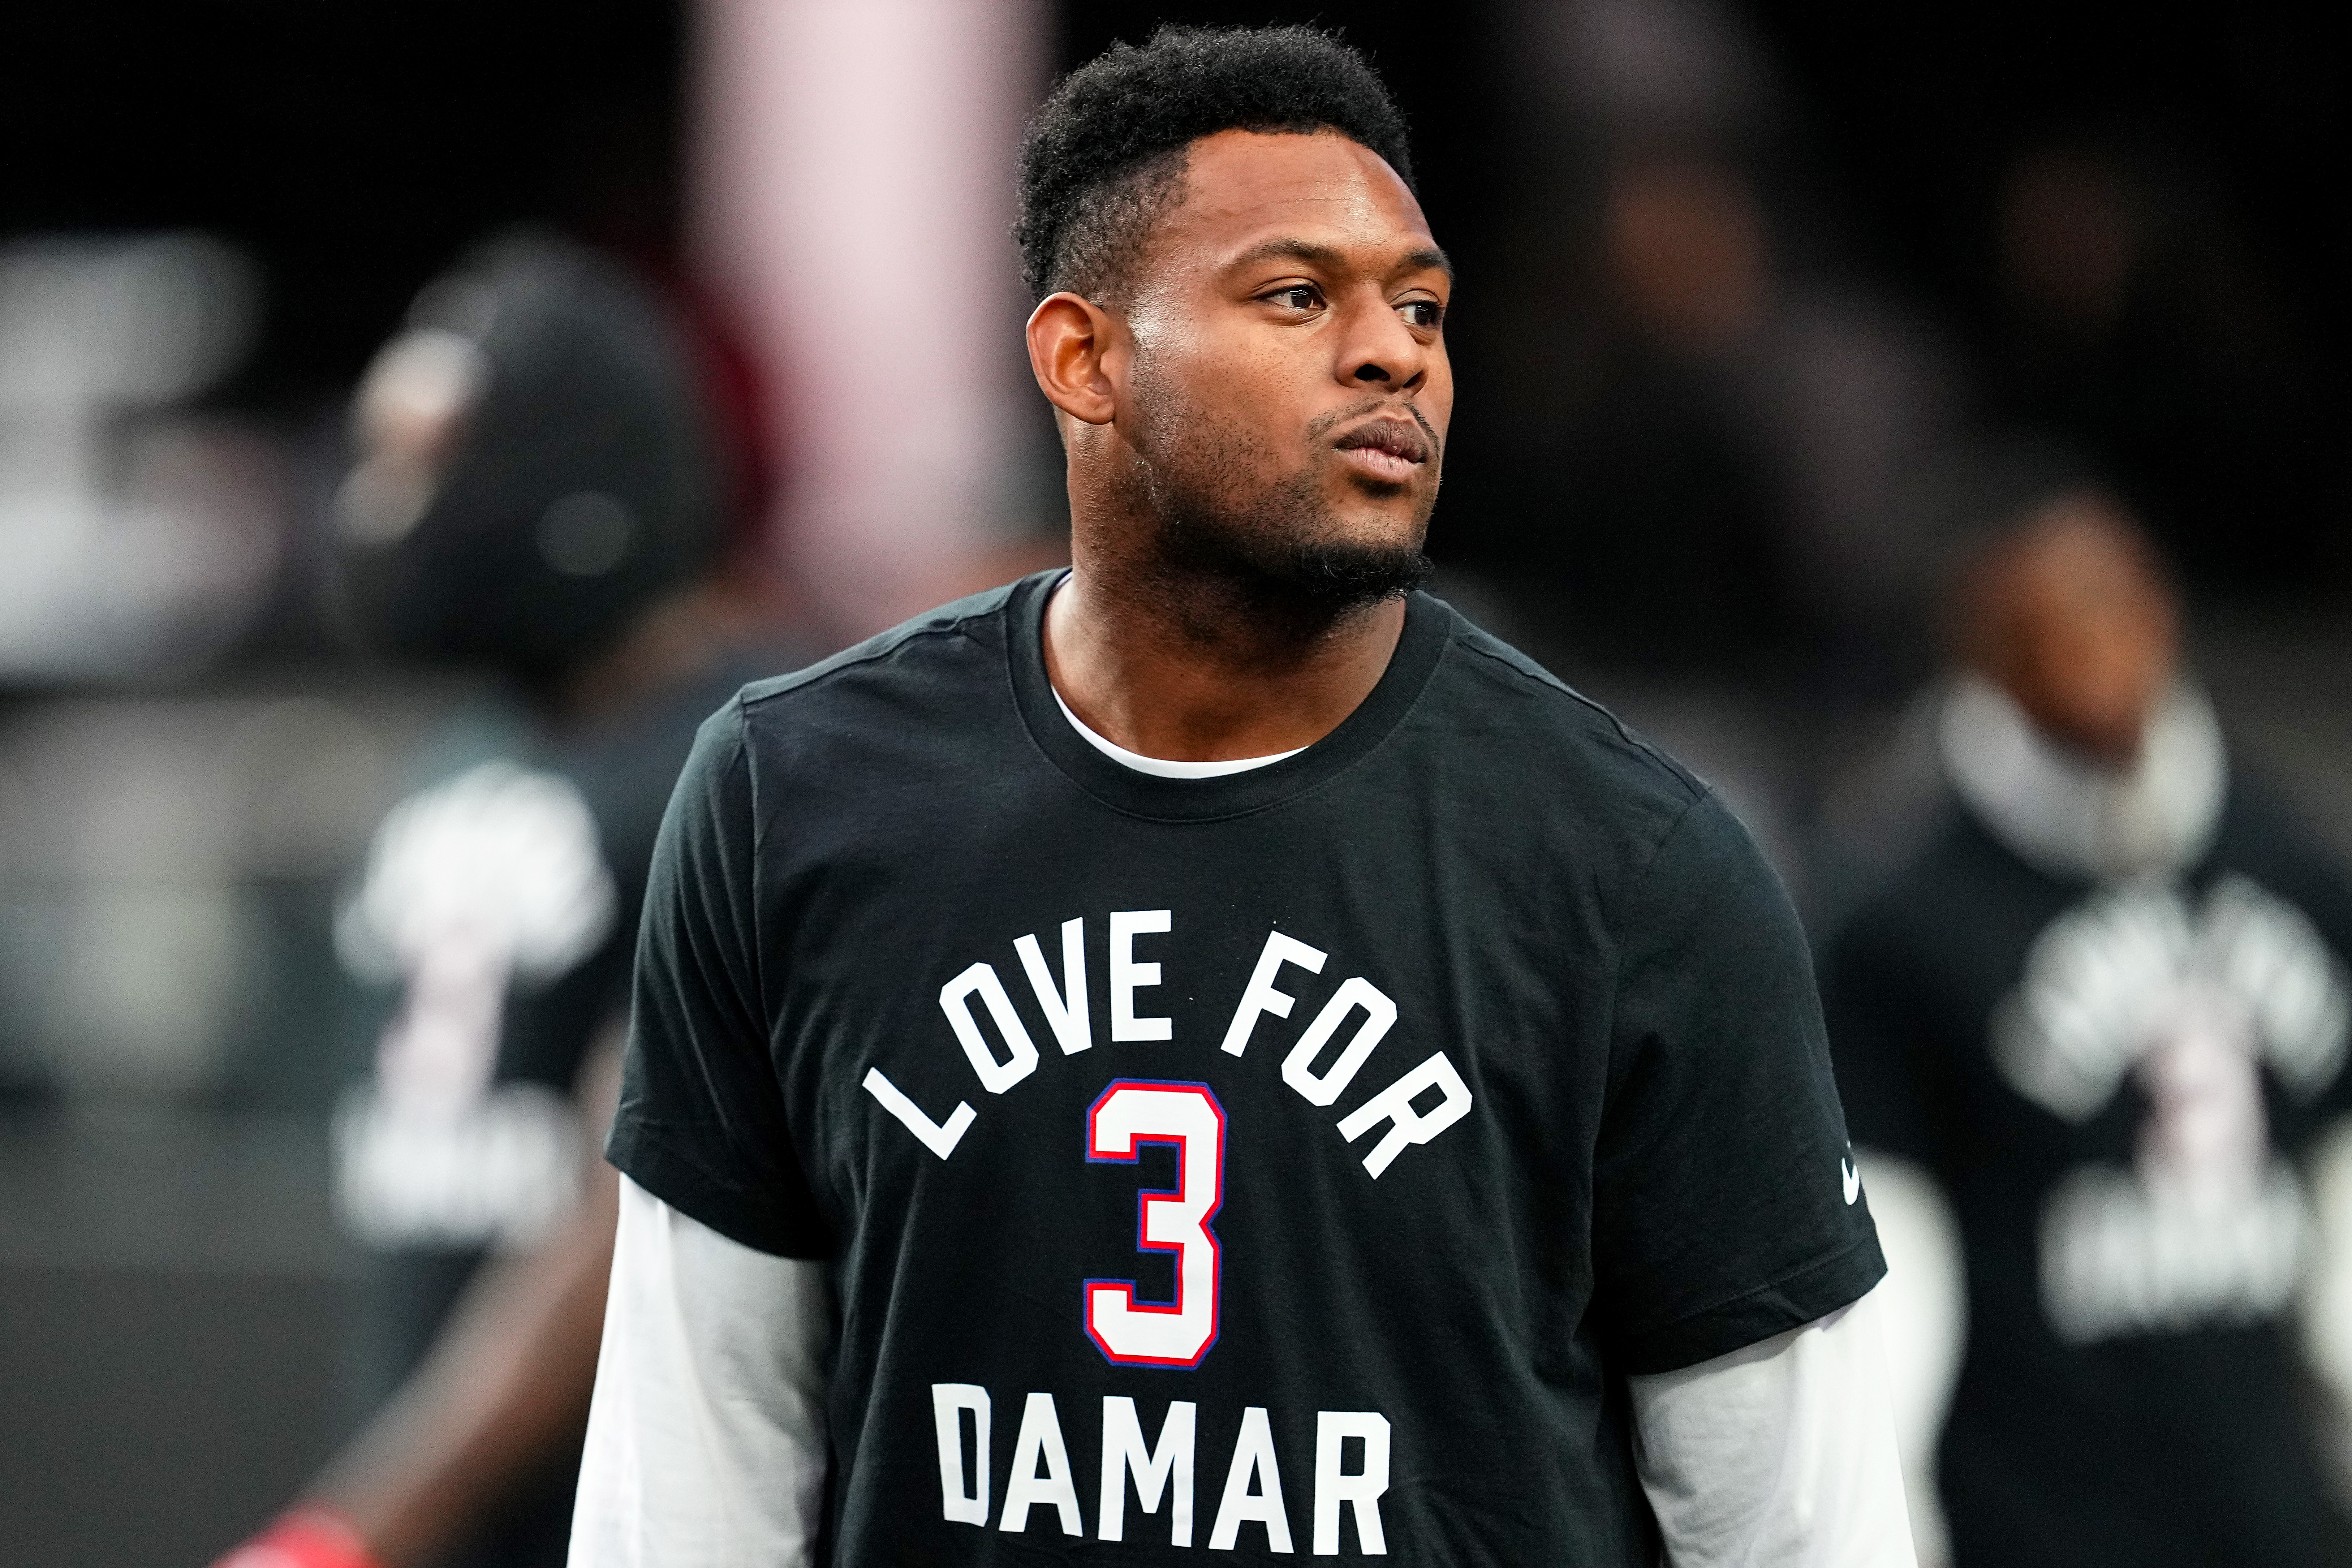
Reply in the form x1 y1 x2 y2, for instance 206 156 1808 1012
2 2 2348 1562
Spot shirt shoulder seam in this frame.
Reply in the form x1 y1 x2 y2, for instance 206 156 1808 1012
737 596 1012 714
1446 627 1705 803
728 690 772 1024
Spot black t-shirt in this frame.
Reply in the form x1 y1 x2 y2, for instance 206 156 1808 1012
1824 784 2352 1568
613 572 1883 1565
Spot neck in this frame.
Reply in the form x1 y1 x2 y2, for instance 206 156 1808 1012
1044 551 1407 763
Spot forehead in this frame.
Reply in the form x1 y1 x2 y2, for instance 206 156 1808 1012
1155 128 1435 268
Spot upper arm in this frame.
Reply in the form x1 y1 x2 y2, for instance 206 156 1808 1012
1593 791 1885 1373
607 700 831 1259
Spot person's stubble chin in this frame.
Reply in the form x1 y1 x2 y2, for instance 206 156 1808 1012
1119 373 1435 619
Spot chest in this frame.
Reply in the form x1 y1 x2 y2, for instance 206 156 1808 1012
757 797 1621 1267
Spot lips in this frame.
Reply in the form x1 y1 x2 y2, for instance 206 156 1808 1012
1334 419 1431 466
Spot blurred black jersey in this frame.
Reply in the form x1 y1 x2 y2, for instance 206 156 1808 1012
610 570 1884 1566
1826 776 2352 1568
331 650 770 1568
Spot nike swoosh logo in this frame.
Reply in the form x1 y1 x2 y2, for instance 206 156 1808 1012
1841 1158 1861 1205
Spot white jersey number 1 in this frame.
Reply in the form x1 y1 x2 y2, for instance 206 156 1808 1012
1084 1080 1226 1368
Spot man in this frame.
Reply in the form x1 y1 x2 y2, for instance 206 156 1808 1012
1824 472 2352 1566
216 237 798 1568
575 26 1912 1565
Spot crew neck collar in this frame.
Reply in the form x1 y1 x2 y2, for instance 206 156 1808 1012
1006 569 1449 822
1938 673 2227 884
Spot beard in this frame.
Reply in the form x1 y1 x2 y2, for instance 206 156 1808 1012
1120 387 1435 621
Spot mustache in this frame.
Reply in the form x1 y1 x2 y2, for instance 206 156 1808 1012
1307 395 1442 465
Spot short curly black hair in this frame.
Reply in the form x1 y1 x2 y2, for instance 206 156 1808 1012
1014 24 1415 306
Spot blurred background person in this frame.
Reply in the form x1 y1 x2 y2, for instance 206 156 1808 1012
214 235 804 1568
1821 460 2352 1567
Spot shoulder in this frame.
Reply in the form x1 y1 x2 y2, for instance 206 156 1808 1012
661 579 1044 845
701 578 1035 773
737 579 1025 714
1415 593 1713 861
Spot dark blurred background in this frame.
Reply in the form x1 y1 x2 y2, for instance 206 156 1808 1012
3 3 2348 1563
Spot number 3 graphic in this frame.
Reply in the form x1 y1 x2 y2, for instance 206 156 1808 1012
1084 1080 1226 1368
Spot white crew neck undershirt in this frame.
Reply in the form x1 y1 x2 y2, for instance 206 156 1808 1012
1050 686 1305 779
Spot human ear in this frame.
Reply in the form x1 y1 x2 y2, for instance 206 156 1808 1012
1026 292 1120 426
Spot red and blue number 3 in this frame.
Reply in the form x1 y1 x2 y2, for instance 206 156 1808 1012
1084 1080 1226 1368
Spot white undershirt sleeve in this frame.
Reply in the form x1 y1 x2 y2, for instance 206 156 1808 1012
569 1176 832 1568
1629 1285 1918 1568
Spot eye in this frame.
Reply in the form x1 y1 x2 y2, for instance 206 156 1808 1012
1262 283 1324 312
1398 297 1444 331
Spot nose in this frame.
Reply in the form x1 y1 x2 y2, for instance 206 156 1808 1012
1335 291 1427 394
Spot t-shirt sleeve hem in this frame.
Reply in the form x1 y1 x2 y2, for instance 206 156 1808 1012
606 1120 833 1261
1617 1231 1887 1376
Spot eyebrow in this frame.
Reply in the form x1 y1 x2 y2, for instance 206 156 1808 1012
1227 237 1455 284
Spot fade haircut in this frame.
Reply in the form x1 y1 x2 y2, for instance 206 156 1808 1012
1013 24 1415 306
